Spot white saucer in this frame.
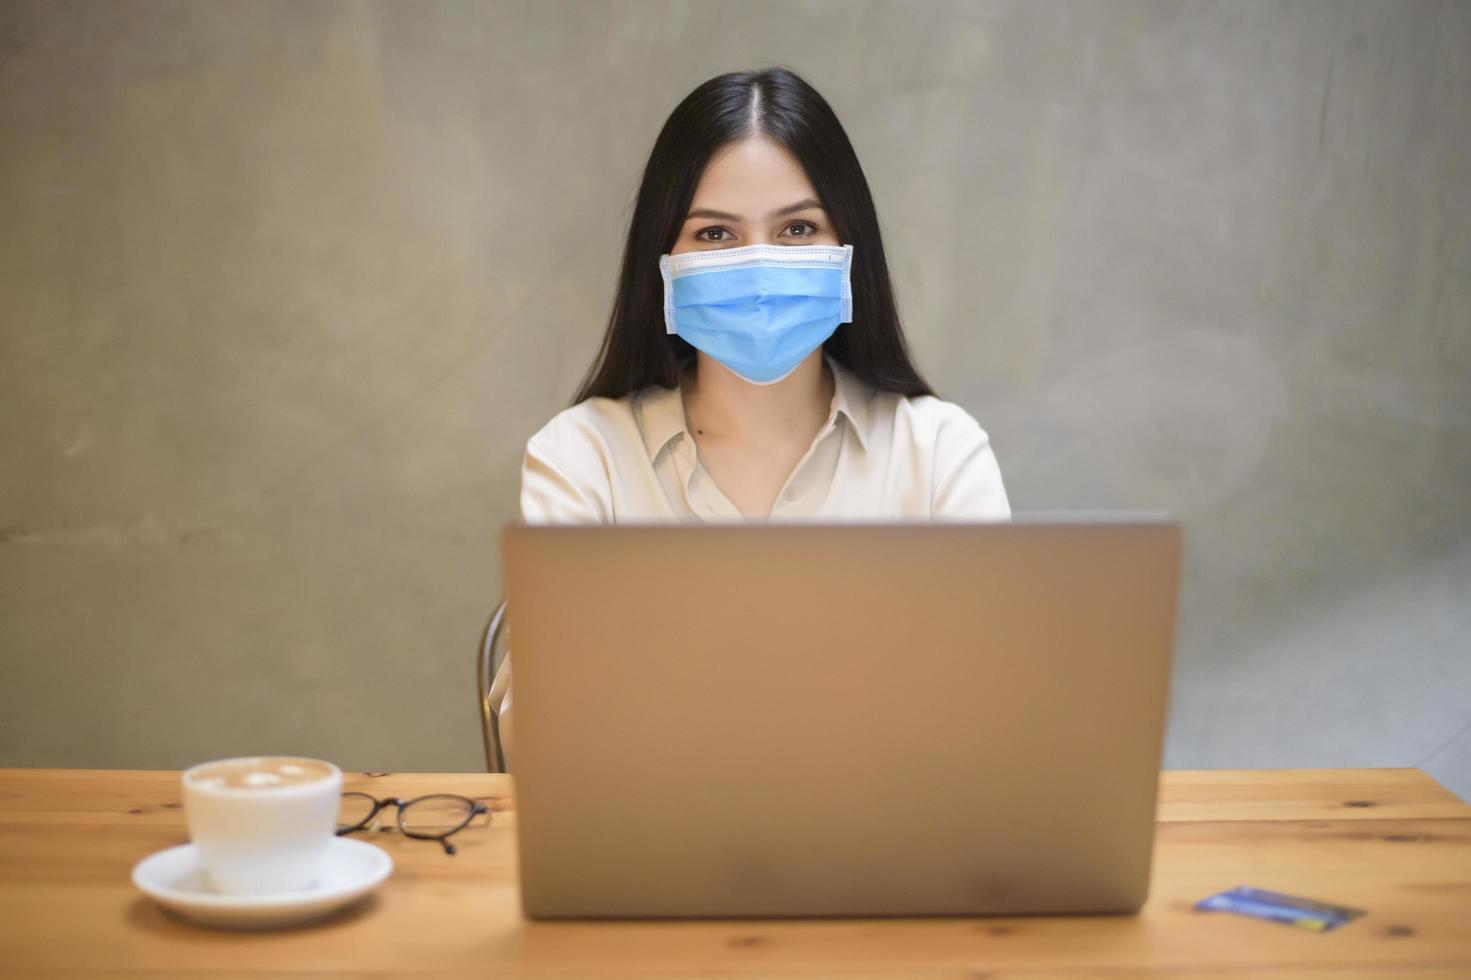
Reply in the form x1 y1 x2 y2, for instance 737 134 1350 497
132 836 393 930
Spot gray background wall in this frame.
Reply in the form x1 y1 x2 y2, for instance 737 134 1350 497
2 1 1467 798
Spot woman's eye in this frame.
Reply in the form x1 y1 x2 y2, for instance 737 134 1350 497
694 221 817 243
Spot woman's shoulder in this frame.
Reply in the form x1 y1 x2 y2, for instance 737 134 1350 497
827 357 994 463
899 391 990 435
518 392 650 524
862 383 994 454
524 387 668 465
527 394 625 448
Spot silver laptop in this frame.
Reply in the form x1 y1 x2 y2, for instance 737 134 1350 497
501 515 1181 919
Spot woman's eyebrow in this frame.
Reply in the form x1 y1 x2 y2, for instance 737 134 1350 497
684 198 825 222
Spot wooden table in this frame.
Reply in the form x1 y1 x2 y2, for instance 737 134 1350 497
2 768 1469 978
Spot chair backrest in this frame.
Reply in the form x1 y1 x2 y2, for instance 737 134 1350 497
477 599 510 773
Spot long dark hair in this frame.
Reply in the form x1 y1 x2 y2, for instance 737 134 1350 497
571 66 936 405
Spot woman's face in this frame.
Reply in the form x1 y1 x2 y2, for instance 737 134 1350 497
670 136 841 255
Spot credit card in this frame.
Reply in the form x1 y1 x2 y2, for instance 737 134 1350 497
1195 886 1367 931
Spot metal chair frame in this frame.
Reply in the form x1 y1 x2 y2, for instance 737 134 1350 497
476 599 510 773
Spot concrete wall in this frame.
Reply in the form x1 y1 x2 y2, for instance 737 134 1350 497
2 1 1467 797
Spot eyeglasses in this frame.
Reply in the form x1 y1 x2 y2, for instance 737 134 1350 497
336 792 489 855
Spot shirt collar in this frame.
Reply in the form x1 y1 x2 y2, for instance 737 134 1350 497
826 354 871 452
636 352 871 461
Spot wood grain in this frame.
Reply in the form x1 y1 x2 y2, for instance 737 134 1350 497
0 768 1467 978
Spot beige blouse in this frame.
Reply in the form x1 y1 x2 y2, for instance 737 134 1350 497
488 352 1012 765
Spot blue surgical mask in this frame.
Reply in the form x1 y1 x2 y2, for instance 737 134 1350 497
658 242 854 385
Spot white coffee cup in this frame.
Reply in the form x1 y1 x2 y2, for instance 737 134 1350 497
182 755 343 895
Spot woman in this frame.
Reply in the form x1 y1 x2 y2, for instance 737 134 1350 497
489 67 1011 765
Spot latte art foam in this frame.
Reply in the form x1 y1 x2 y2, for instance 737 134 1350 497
186 756 336 791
